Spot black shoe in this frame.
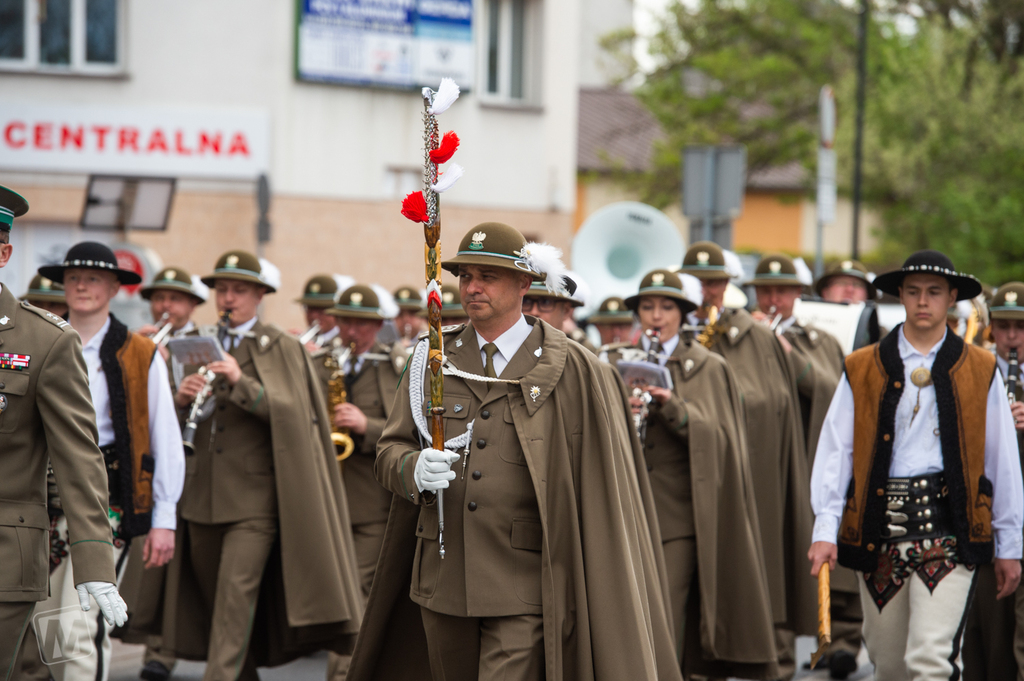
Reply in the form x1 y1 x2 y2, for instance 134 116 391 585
140 661 171 681
829 650 858 680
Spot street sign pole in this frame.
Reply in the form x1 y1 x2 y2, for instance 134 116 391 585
703 151 716 242
256 173 271 258
683 145 746 250
816 86 837 279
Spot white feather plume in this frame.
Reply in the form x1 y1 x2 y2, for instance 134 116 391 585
793 257 814 286
370 283 399 319
429 78 460 115
431 164 464 193
679 273 703 308
190 274 210 302
721 249 745 279
518 242 568 294
565 269 590 307
257 258 281 291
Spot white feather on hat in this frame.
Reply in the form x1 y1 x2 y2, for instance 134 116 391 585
517 242 568 295
793 257 814 286
332 274 355 302
679 273 704 308
190 274 210 302
722 249 745 279
370 283 399 319
258 258 281 291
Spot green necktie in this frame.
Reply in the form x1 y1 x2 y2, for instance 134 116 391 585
483 342 499 378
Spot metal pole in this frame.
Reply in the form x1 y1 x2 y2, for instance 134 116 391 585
815 218 824 279
851 0 868 259
703 149 716 243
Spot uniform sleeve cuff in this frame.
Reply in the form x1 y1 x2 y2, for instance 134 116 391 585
151 501 177 530
656 397 689 433
812 514 840 545
995 529 1023 560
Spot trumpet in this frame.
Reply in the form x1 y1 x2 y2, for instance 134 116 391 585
325 341 356 461
148 312 174 347
1009 348 1019 405
181 309 232 453
298 320 322 347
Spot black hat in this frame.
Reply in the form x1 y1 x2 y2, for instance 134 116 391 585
140 266 205 303
873 250 982 302
0 185 28 232
38 242 142 285
624 269 698 315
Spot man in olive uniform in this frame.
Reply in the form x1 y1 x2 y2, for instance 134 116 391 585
392 286 425 347
20 275 67 317
139 267 206 339
168 251 362 681
680 241 816 679
0 186 126 680
324 284 405 595
962 282 1024 680
521 280 597 353
590 296 634 347
348 223 680 681
295 274 341 351
751 254 862 678
816 260 875 305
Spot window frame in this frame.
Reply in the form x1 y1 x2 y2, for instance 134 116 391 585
477 0 542 108
0 0 127 76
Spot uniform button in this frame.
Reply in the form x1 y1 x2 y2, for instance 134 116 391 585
883 434 891 441
876 488 885 496
418 525 424 532
476 439 486 449
481 410 490 419
216 447 223 454
472 470 482 480
867 543 875 551
468 502 477 511
18 516 24 523
0 382 5 389
218 426 225 433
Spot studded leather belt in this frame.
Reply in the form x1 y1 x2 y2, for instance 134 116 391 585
882 472 950 542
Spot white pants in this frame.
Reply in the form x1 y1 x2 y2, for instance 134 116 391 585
31 514 127 681
858 539 977 681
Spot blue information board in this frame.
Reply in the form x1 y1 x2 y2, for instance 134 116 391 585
296 0 474 89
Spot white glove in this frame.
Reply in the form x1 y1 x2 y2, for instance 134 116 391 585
76 581 128 628
413 448 460 492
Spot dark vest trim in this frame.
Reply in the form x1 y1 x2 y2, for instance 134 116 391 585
98 314 152 538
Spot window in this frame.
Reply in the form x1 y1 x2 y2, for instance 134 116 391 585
481 0 540 104
0 0 124 75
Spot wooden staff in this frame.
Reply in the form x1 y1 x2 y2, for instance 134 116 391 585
810 563 832 669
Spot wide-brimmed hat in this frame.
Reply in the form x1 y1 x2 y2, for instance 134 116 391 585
989 282 1024 321
590 296 634 325
0 185 28 232
624 269 698 315
140 266 205 303
393 286 424 312
814 259 877 299
679 241 732 281
441 222 543 281
327 285 384 321
21 274 64 304
746 253 804 287
873 250 982 302
38 242 142 285
201 250 276 293
295 274 339 308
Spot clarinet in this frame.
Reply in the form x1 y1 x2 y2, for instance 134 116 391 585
1008 348 1019 405
633 329 662 444
182 310 232 453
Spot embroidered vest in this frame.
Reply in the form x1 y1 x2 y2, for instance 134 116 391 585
838 327 996 571
99 315 156 538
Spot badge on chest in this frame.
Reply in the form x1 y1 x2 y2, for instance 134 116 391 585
0 353 30 371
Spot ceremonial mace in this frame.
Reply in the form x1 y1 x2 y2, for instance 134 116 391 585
401 78 464 558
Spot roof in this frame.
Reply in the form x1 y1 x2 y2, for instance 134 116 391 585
577 87 806 191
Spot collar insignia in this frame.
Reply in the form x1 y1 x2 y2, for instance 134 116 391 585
0 316 8 325
696 251 710 264
809 330 818 341
530 385 541 402
684 358 694 372
534 346 542 357
260 335 269 348
455 338 463 348
468 231 487 251
729 326 739 339
769 261 782 274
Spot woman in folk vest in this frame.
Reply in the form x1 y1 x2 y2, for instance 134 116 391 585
808 250 1024 680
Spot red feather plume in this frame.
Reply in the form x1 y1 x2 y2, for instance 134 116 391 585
429 131 460 164
401 191 429 223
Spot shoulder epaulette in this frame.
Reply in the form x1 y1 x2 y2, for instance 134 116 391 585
21 302 71 330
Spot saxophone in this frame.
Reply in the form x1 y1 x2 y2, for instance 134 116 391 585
325 342 356 461
696 305 722 348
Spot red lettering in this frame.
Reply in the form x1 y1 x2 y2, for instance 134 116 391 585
118 127 139 152
34 123 53 150
4 122 25 148
227 133 250 157
146 129 168 153
91 126 111 150
198 132 221 155
174 130 192 155
61 125 84 150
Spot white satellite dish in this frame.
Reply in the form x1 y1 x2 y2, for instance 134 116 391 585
572 202 684 317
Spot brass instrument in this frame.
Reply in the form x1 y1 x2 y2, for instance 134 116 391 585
298 320 322 347
695 305 721 348
767 305 784 334
149 312 174 347
1009 348 1019 405
631 328 662 444
182 309 232 453
325 341 357 461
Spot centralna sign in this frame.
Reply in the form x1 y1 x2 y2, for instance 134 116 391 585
0 103 270 179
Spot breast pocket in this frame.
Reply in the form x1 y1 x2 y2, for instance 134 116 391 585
0 371 31 434
439 392 471 436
